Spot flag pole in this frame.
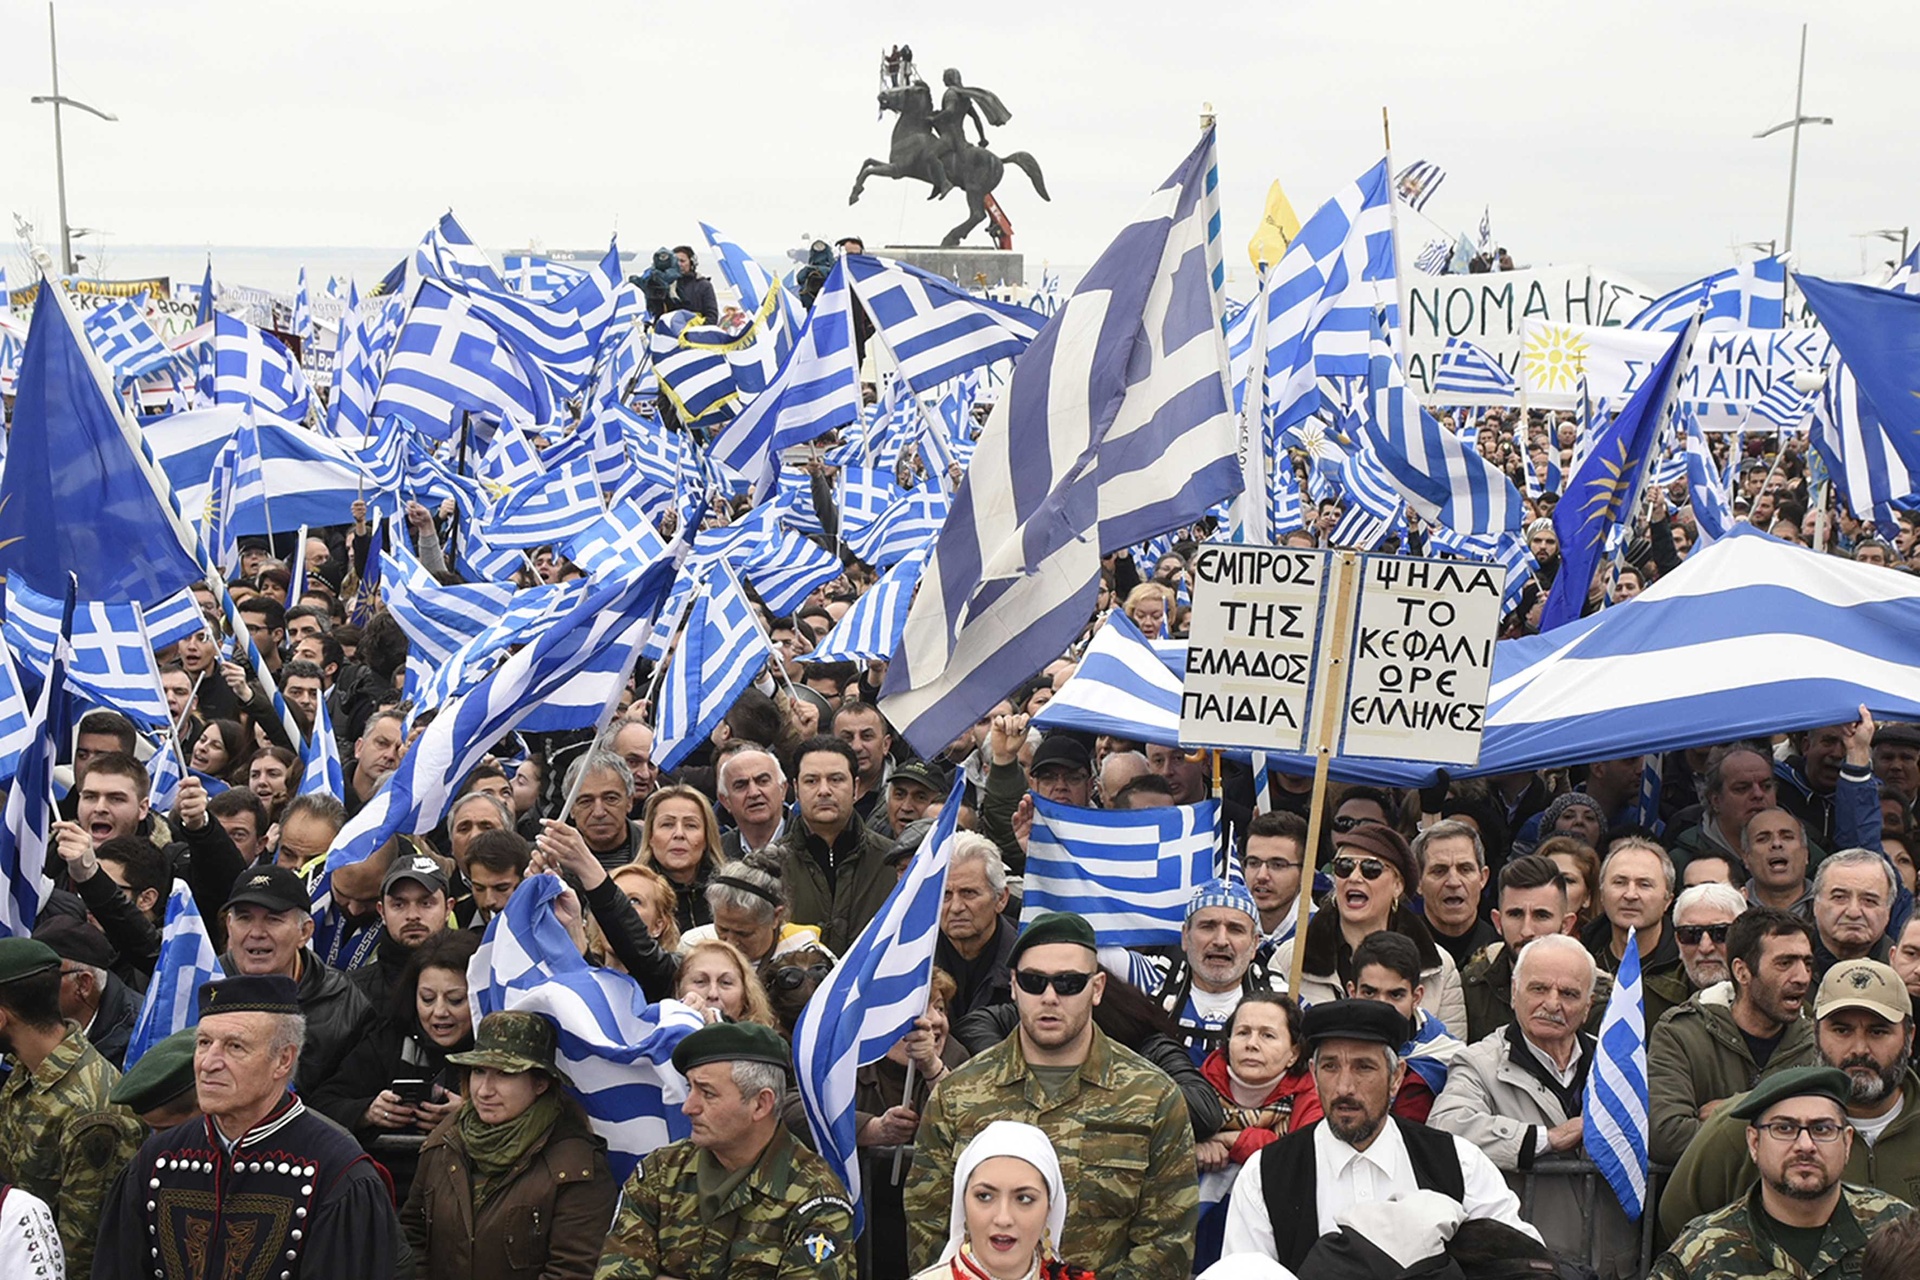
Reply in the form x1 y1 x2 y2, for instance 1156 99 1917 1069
1381 107 1413 361
1288 550 1361 997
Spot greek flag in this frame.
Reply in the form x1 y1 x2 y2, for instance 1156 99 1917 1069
4 577 173 729
708 259 861 496
843 254 1043 395
1431 336 1517 398
1030 611 1184 748
329 550 673 870
881 129 1239 758
698 222 788 325
298 689 345 801
144 590 209 650
82 295 174 382
1685 413 1733 544
740 528 844 614
0 584 73 939
1271 451 1306 533
1413 237 1453 276
147 735 185 813
212 313 311 423
471 873 705 1180
845 481 951 568
1627 257 1787 333
809 550 926 663
410 580 592 718
653 566 769 772
1809 360 1913 533
380 531 519 664
1752 379 1814 431
560 499 670 582
122 880 222 1070
1514 421 1563 499
294 267 313 343
1584 926 1650 1219
1022 796 1220 947
326 301 381 439
476 421 547 497
412 211 506 294
775 469 827 537
0 646 34 788
1357 313 1523 535
648 310 742 429
1393 159 1447 212
503 253 589 303
482 455 604 548
794 780 961 1235
373 279 551 437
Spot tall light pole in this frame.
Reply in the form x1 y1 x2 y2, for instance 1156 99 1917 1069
28 3 116 277
1753 24 1832 255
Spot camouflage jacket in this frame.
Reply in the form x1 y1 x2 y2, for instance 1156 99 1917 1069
0 1023 145 1277
1651 1181 1910 1279
903 1025 1198 1280
594 1125 853 1280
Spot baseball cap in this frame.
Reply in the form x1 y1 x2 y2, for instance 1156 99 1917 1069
1029 735 1092 775
1815 958 1913 1023
224 865 311 914
382 853 450 897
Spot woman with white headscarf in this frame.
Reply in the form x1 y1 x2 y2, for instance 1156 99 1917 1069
912 1120 1094 1280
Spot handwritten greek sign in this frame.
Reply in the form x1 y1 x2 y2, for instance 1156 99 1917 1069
1341 555 1504 765
1180 545 1329 753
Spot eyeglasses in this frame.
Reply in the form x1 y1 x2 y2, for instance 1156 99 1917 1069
1674 923 1732 946
1754 1118 1847 1144
1332 814 1383 833
1013 969 1096 997
1243 857 1303 875
769 963 832 992
1330 856 1387 882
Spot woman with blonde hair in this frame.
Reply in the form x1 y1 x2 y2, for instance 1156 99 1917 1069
609 863 682 954
634 784 724 933
674 938 778 1029
1120 583 1172 638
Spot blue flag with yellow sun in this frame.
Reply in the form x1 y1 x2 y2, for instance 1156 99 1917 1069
1540 323 1693 631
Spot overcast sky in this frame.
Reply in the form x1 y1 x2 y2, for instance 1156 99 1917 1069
3 0 1916 294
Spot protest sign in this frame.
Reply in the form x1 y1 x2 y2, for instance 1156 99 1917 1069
1403 266 1655 400
1179 544 1329 753
1517 320 1832 418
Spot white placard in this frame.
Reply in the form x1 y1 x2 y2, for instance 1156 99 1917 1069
1179 545 1329 753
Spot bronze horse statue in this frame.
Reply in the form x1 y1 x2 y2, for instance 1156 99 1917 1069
849 81 1050 248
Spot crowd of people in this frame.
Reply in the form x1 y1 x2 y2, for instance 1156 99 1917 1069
1 390 1919 1280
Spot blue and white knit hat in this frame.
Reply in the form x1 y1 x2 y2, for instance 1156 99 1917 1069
1187 878 1258 924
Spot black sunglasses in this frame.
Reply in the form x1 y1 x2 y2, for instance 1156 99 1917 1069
1330 856 1388 881
1332 814 1383 833
769 963 832 992
1674 923 1731 946
1013 969 1096 997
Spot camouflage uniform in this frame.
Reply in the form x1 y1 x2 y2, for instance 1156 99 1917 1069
595 1124 853 1280
1651 1181 1910 1279
0 1022 145 1277
903 1024 1198 1280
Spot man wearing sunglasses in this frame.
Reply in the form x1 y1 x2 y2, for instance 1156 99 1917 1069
1653 1067 1908 1280
904 911 1199 1280
1649 907 1819 1166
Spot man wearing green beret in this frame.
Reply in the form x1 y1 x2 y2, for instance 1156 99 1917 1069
903 911 1199 1280
1652 1066 1913 1278
108 1026 201 1128
0 936 144 1277
596 1021 854 1279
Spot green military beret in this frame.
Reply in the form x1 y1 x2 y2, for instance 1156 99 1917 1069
111 1028 198 1112
1007 911 1097 968
0 938 60 986
671 1020 792 1076
1730 1066 1855 1122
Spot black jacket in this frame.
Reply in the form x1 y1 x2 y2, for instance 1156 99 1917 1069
87 969 142 1069
220 946 377 1094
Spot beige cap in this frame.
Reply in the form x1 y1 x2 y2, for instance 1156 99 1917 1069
1815 958 1914 1024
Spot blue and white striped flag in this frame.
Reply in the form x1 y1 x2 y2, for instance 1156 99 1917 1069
503 253 589 303
881 129 1240 757
1584 926 1651 1220
1431 336 1517 398
373 279 551 438
482 455 604 548
82 295 175 383
0 644 34 788
808 549 926 664
0 582 73 939
1632 755 1663 829
1685 411 1733 544
328 549 674 870
293 267 313 343
1753 378 1814 431
845 481 950 568
298 686 345 801
5 577 173 729
122 880 222 1069
648 309 743 430
1628 257 1787 334
561 499 670 582
1357 313 1523 535
794 778 962 1234
380 529 521 664
708 259 861 497
1030 612 1184 749
653 567 770 772
470 873 705 1180
476 421 547 498
1393 159 1447 212
740 528 844 615
1022 796 1220 947
842 254 1043 395
213 313 311 423
412 211 507 294
1270 451 1306 534
1413 237 1453 276
1809 361 1912 535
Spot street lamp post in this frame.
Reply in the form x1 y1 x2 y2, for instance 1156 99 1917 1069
28 2 116 277
1753 25 1832 255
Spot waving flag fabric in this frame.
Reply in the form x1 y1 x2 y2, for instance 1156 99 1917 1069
373 279 551 437
1585 928 1651 1219
481 455 604 548
843 254 1043 394
123 881 223 1069
412 211 506 294
0 585 73 939
4 577 173 728
1022 796 1220 947
1431 336 1517 398
82 295 175 382
1628 257 1786 333
845 482 951 568
740 529 844 615
298 688 346 801
1684 412 1733 544
212 313 311 422
653 567 771 772
808 550 926 663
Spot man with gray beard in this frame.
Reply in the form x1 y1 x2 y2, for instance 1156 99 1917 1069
1661 958 1920 1238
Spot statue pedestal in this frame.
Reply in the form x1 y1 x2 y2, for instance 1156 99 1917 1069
879 246 1024 288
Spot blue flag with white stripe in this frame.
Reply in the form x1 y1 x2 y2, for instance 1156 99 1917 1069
1584 927 1650 1220
1628 257 1786 333
5 577 173 728
82 294 175 383
740 529 844 615
653 567 771 773
845 481 951 568
1796 274 1920 487
1022 796 1220 947
0 583 73 939
380 529 520 663
842 254 1043 395
1685 411 1734 544
412 211 506 293
471 874 705 1180
123 880 223 1069
374 279 551 437
808 550 926 664
212 313 311 423
481 455 604 548
298 687 346 802
1431 336 1517 398
793 777 962 1235
1752 378 1813 431
1029 611 1184 749
0 645 34 790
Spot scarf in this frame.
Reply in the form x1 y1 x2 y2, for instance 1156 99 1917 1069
949 1243 1096 1280
456 1089 561 1210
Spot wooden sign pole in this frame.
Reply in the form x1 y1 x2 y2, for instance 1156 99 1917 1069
1288 550 1362 997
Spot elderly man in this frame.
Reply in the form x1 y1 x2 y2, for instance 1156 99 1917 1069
1673 744 1789 873
1416 819 1497 968
716 742 789 860
1103 879 1279 1064
32 914 139 1068
597 1021 853 1279
1671 881 1744 990
1650 906 1819 1166
1583 838 1691 1025
933 833 1019 1018
1461 854 1596 1043
1743 806 1816 913
1223 1000 1539 1270
1430 935 1639 1278
0 937 144 1276
905 912 1199 1280
566 748 646 871
880 758 947 840
218 864 374 1092
1653 1068 1911 1279
1811 848 1899 980
1661 958 1920 1238
94 975 400 1278
775 735 896 954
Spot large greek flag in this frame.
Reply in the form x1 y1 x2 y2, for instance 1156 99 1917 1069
794 780 961 1235
212 313 311 423
843 254 1043 395
1030 611 1184 747
1627 256 1786 333
481 455 605 548
1584 927 1650 1219
373 279 551 437
880 129 1240 758
471 874 705 1180
4 577 173 729
1022 796 1219 947
412 211 507 293
123 880 222 1069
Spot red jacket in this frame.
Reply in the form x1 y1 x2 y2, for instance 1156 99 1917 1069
1200 1050 1323 1164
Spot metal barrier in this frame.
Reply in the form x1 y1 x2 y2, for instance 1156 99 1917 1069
1519 1156 1671 1278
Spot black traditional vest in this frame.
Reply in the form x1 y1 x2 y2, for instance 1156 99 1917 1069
1258 1116 1466 1270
